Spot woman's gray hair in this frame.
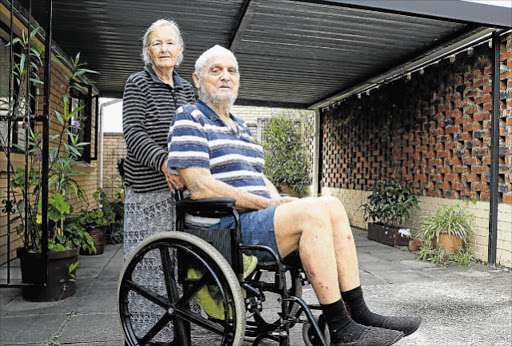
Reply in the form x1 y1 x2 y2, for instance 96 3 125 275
142 19 184 66
194 45 238 78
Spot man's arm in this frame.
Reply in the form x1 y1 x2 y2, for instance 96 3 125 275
263 176 281 199
178 167 293 210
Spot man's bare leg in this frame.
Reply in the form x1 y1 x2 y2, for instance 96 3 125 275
274 197 363 299
273 197 403 345
273 196 416 345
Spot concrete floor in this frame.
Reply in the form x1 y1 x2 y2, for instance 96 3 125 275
1 228 510 345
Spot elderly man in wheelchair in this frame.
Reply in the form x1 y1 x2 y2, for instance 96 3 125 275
118 45 421 346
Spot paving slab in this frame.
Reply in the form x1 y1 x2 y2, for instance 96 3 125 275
76 282 118 314
58 312 125 344
0 313 65 345
373 269 439 284
359 259 410 272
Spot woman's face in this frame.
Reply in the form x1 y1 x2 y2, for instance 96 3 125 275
148 25 183 71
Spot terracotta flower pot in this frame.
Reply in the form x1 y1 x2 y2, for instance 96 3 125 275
433 233 463 253
17 247 79 302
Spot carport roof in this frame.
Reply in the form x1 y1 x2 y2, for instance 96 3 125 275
17 0 512 109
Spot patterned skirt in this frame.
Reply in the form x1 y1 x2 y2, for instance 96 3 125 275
123 187 177 342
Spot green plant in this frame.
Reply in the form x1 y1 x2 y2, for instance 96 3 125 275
361 178 420 227
77 187 116 229
262 110 313 197
416 205 474 244
2 27 96 254
49 333 61 346
59 260 79 292
417 244 477 266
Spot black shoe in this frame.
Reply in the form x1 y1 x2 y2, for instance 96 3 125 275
331 326 403 346
381 316 422 336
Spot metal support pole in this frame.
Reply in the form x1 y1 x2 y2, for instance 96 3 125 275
487 30 501 268
312 109 321 197
24 0 32 259
317 110 324 195
5 0 14 284
41 0 53 281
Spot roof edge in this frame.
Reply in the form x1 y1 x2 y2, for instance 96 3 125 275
294 0 512 28
309 27 497 109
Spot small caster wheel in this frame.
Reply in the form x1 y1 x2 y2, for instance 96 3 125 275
302 314 330 346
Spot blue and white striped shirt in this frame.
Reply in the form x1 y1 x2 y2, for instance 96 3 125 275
167 99 270 227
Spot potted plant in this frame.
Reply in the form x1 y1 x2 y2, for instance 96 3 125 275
416 205 474 253
103 175 125 244
361 178 420 247
4 28 96 301
77 187 116 255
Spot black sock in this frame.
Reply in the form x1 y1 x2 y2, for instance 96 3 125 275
341 286 386 327
321 299 367 343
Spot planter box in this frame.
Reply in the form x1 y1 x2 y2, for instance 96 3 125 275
367 223 409 247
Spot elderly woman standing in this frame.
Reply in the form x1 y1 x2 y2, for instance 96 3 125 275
122 19 194 343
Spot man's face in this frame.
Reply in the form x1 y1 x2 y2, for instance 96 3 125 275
195 52 239 106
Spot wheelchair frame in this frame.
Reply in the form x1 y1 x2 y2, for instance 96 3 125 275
118 197 328 346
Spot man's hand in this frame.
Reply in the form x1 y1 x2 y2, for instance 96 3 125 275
161 161 185 193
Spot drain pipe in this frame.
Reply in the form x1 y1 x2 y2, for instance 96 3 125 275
98 99 122 189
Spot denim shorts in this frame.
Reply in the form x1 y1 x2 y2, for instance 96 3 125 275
210 206 279 261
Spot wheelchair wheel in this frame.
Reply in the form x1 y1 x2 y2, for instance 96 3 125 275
302 314 330 346
118 231 245 346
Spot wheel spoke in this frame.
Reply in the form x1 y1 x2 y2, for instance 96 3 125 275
177 271 211 307
124 279 170 308
141 313 173 343
175 308 227 335
159 245 180 304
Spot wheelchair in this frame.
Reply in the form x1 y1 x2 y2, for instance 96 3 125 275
118 196 330 345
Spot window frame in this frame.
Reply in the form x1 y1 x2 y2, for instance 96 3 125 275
67 83 98 162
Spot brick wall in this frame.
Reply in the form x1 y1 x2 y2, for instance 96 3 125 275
232 105 286 140
319 34 512 267
102 133 127 199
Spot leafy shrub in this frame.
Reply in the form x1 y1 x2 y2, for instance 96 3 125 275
262 111 313 197
417 205 474 243
361 178 420 227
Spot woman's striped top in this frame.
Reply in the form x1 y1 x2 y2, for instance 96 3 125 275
122 65 195 192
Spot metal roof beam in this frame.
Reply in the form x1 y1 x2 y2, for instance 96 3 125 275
309 26 496 109
229 0 259 53
293 0 512 28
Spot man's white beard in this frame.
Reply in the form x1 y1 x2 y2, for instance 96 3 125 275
198 87 237 109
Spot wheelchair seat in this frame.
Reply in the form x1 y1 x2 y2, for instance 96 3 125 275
118 197 328 346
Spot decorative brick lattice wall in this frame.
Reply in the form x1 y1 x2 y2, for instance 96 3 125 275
320 34 512 203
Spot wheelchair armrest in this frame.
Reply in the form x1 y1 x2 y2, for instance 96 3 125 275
177 197 237 218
